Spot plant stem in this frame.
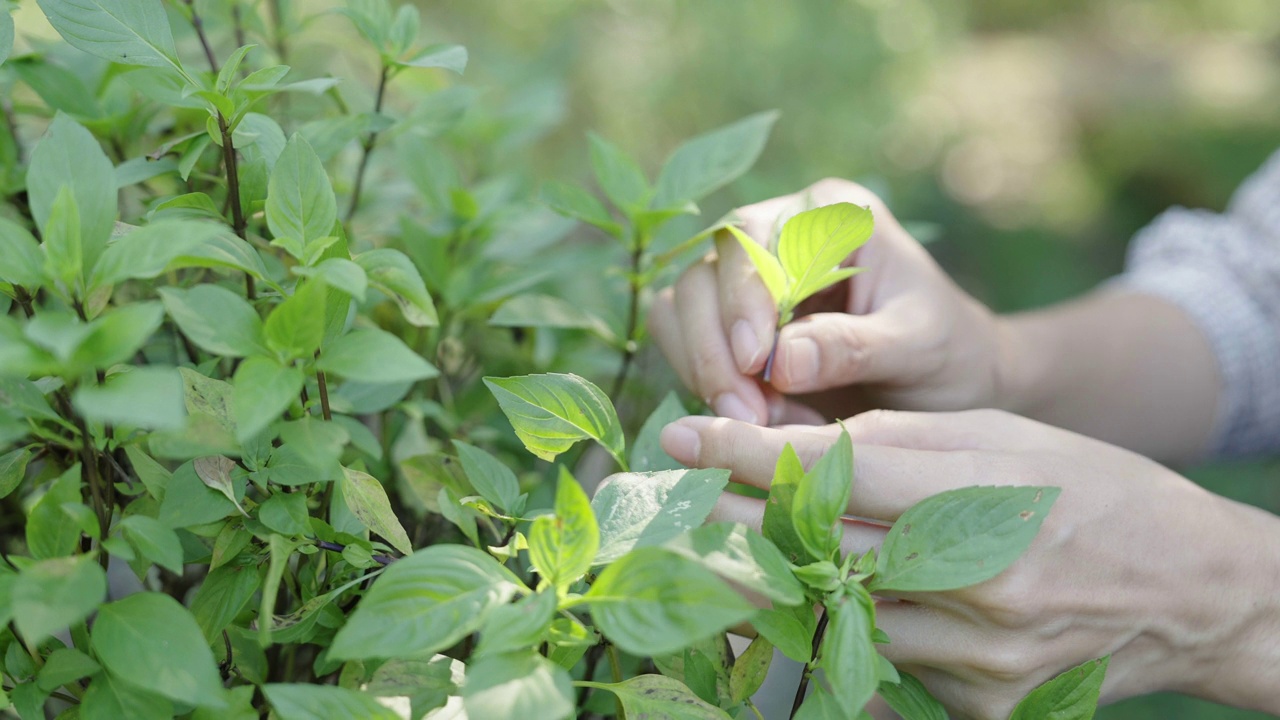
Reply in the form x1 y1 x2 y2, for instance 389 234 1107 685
184 0 221 75
607 643 626 720
72 411 110 572
346 64 390 222
267 0 289 62
315 351 333 421
789 608 831 718
609 240 645 398
232 3 248 50
763 328 780 383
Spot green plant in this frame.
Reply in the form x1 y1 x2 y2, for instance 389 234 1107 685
0 0 1108 718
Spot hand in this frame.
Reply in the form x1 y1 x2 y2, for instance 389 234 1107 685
648 178 1005 427
659 409 1280 718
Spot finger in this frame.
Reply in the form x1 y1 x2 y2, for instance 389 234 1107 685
648 288 695 390
770 306 931 394
764 391 826 427
659 415 1000 521
708 491 888 554
873 600 984 670
713 231 779 375
674 261 768 424
844 408 1058 453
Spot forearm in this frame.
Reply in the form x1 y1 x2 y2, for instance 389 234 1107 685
995 290 1219 466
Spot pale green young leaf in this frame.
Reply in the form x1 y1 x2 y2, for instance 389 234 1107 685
792 429 853 562
484 373 625 467
589 132 650 213
1010 656 1109 720
293 257 368 301
264 684 398 720
651 110 779 210
217 44 256 93
90 220 229 288
590 468 729 564
80 672 173 720
490 293 617 343
73 366 184 430
763 443 809 565
463 651 573 720
0 218 44 290
387 5 419 57
396 43 468 73
329 545 523 660
36 0 181 70
266 134 337 261
540 182 622 237
340 466 413 555
726 225 787 308
871 486 1061 593
119 515 184 574
41 186 82 295
629 391 687 472
579 675 734 720
777 202 873 310
232 356 303 443
263 279 327 361
663 522 805 606
819 594 878 716
317 327 438 384
453 441 522 514
878 672 949 720
355 248 438 327
475 589 558 657
37 647 101 692
12 555 106 645
159 285 265 358
338 0 393 48
730 635 773 704
528 467 597 590
26 114 117 270
584 547 756 656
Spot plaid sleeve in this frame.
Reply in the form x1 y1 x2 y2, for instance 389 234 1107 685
1109 150 1280 459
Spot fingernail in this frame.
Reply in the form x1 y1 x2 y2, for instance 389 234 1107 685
782 338 819 388
730 320 762 372
713 393 759 424
660 422 701 465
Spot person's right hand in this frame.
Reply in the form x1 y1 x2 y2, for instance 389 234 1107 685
648 178 1008 427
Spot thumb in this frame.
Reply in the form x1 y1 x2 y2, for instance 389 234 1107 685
769 310 925 394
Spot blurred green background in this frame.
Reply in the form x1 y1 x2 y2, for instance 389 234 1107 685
426 1 1280 717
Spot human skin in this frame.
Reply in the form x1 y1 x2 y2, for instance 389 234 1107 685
658 409 1280 718
646 178 1220 467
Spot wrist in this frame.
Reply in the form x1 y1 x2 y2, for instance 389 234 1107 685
990 312 1044 416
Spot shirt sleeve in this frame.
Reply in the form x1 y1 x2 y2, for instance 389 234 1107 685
1109 150 1280 459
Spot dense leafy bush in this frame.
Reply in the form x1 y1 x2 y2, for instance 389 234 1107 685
0 1 1106 718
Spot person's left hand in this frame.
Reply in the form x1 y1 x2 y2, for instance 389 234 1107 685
658 409 1278 719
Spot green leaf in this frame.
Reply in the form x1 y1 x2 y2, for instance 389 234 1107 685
41 185 83 295
540 182 621 237
263 684 398 720
489 293 617 343
317 327 438 384
453 441 522 515
651 110 779 209
630 392 687 473
364 655 458 719
70 302 166 371
726 224 787 310
232 356 303 443
870 486 1061 593
0 218 44 290
12 555 106 645
355 248 438 327
329 545 523 660
92 221 233 288
463 651 573 720
528 467 597 590
38 648 101 692
397 43 468 73
0 447 31 500
591 468 729 564
36 0 181 70
25 464 83 559
585 547 756 656
81 673 173 720
792 429 853 561
793 685 845 720
0 8 12 67
119 515 184 574
475 589 558 657
159 285 265 357
340 467 413 555
581 675 734 720
763 443 809 565
72 366 185 430
26 114 117 271
293 257 368 301
190 563 261 643
258 492 311 536
264 278 327 361
777 202 874 312
663 522 805 606
484 373 624 467
752 603 814 663
878 672 949 720
729 635 773 704
818 594 877 716
157 460 238 528
589 132 650 212
92 593 226 708
266 134 337 261
277 417 348 474
1010 656 1109 720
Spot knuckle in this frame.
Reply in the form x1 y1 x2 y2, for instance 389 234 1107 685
969 640 1037 683
827 320 871 379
